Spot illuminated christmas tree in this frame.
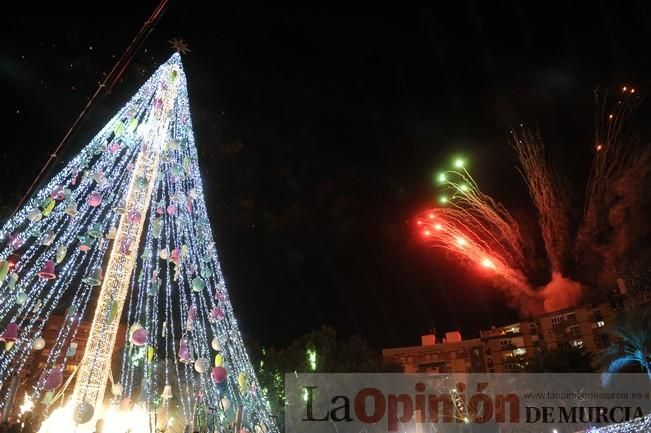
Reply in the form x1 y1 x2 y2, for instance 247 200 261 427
0 54 276 433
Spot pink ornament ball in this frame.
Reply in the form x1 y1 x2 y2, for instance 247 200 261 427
43 368 63 391
87 192 102 207
170 248 181 264
130 328 148 346
211 366 227 384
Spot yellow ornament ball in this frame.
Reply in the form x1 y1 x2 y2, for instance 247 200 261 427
238 372 247 391
147 346 155 363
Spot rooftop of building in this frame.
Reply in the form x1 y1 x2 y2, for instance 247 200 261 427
384 294 626 354
382 331 482 356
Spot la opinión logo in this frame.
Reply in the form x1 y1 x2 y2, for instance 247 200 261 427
301 382 519 431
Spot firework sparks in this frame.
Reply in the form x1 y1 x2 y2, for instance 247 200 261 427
418 155 576 313
433 159 529 273
585 87 643 211
511 126 571 275
577 87 651 286
415 207 535 304
416 86 651 313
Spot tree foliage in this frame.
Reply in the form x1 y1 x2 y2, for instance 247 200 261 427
525 345 595 373
251 326 399 427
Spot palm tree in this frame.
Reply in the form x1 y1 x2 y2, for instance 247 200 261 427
601 303 651 386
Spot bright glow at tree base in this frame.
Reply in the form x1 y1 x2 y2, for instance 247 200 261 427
38 402 157 433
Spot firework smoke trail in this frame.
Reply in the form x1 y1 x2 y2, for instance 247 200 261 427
509 127 584 311
577 87 651 286
511 126 572 275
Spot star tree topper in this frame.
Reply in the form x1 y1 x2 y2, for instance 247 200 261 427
169 38 192 55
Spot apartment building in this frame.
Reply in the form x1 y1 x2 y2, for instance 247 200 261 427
382 331 486 373
383 299 621 373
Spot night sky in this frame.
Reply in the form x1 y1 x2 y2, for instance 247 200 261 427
2 2 651 350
